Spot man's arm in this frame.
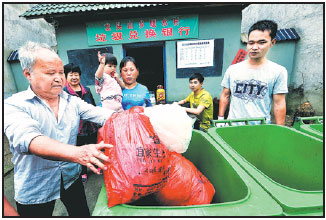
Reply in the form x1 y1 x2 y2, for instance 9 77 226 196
219 87 231 118
185 105 206 115
77 96 114 125
29 135 112 174
177 99 186 105
273 93 286 125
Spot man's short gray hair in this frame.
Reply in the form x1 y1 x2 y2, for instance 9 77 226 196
18 41 57 72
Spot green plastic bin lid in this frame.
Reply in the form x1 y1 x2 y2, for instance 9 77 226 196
208 124 323 216
92 130 282 216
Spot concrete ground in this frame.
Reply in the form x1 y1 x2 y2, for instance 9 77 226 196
3 136 104 216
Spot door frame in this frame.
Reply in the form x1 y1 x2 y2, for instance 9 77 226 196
122 41 167 100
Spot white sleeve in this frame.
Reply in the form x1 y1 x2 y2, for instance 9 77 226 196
4 102 43 154
273 67 288 94
75 96 114 126
221 66 232 89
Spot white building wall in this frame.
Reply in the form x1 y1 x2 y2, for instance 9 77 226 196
4 4 57 98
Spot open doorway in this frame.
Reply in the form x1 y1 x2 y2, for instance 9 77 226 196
123 42 165 96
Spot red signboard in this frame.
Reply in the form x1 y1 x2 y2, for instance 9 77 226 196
232 49 248 65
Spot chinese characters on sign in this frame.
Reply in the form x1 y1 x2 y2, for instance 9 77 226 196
177 39 215 68
86 15 198 46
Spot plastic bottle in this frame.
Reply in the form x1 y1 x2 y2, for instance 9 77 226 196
156 85 166 104
149 91 156 105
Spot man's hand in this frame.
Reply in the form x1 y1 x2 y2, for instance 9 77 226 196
29 136 114 174
74 142 113 174
215 116 226 128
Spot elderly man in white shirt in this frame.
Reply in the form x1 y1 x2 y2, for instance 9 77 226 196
4 41 115 217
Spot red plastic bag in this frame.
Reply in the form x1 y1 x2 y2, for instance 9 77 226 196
101 106 170 207
97 127 104 143
155 152 215 206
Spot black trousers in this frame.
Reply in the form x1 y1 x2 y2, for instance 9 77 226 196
16 176 90 217
77 133 98 175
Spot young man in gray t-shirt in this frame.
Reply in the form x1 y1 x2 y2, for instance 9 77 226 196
219 20 288 125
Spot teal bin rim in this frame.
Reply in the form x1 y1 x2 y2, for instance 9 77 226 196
207 124 323 216
92 130 283 216
212 117 266 127
296 124 323 140
294 116 323 126
292 116 324 140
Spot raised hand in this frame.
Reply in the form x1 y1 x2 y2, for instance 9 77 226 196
98 51 106 64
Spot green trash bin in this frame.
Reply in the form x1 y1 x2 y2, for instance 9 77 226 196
92 130 282 216
293 116 324 140
208 124 323 216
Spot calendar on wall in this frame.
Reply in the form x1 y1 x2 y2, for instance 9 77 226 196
177 39 214 69
176 38 224 78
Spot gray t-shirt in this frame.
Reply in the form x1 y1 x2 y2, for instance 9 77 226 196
221 60 288 125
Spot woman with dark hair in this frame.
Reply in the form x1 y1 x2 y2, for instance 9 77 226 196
63 63 100 183
120 56 152 110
